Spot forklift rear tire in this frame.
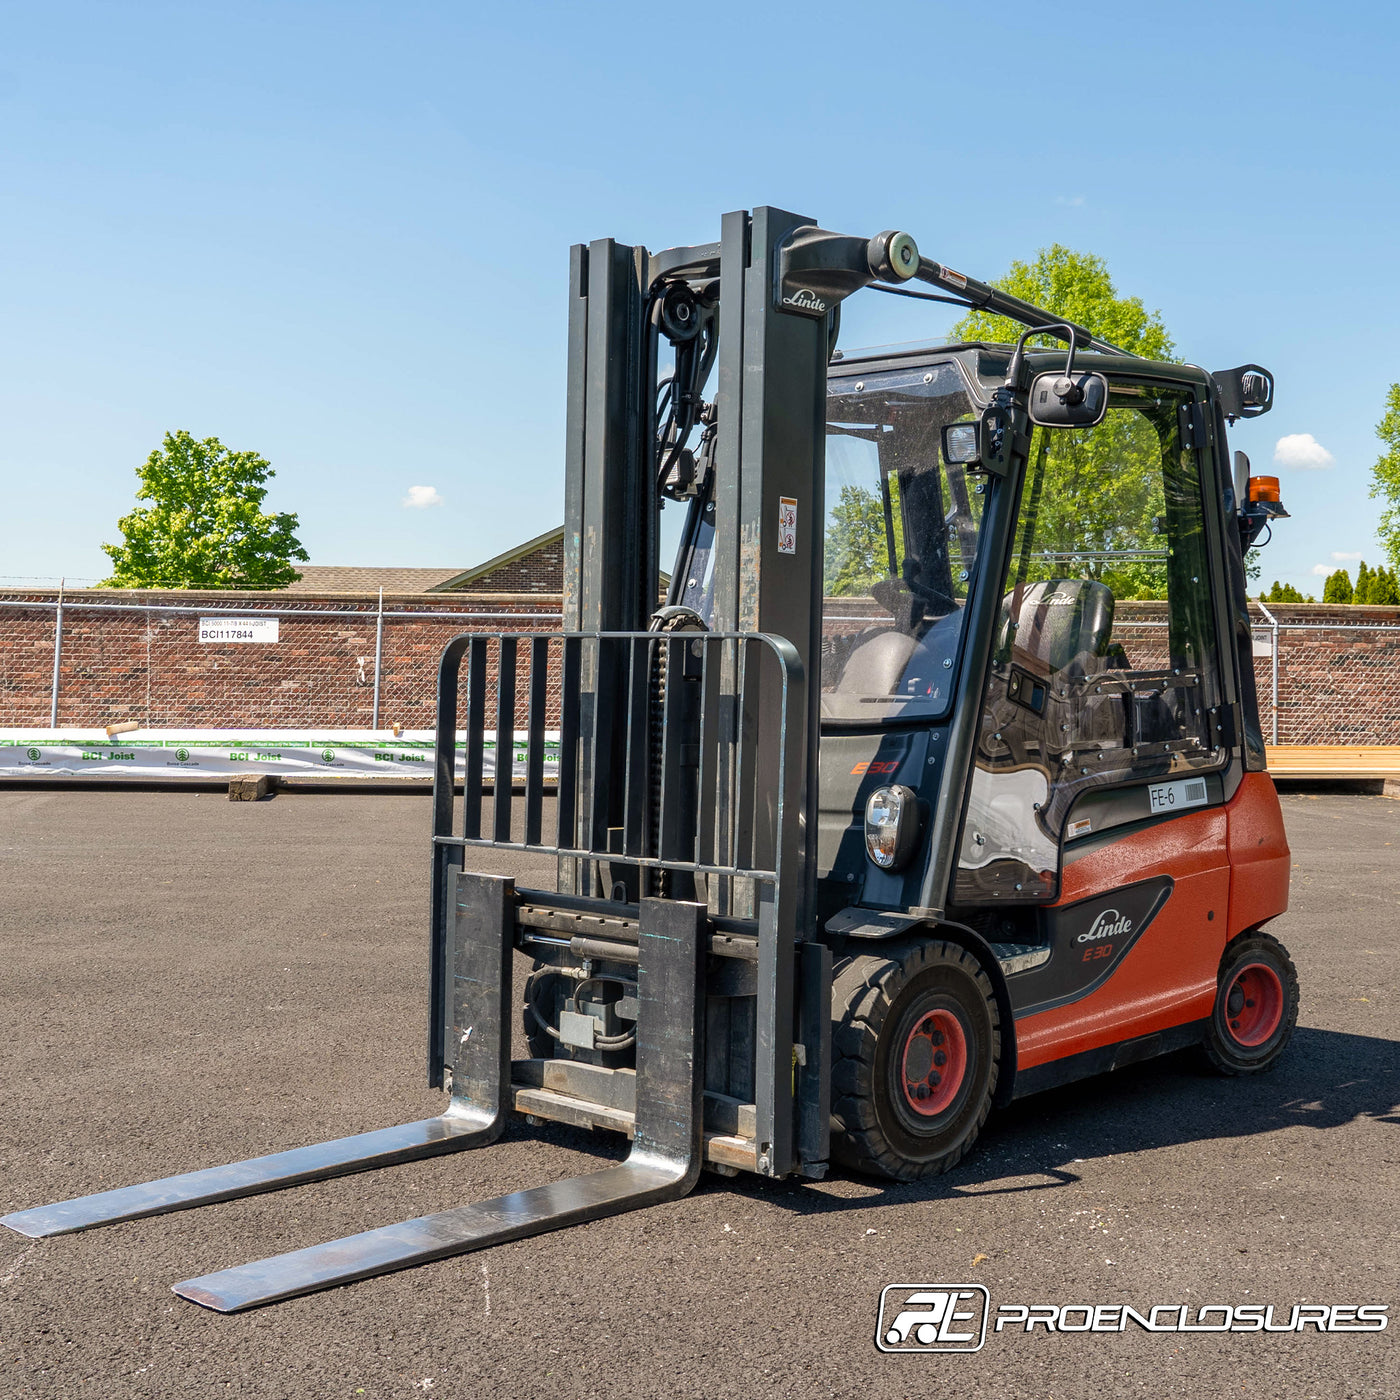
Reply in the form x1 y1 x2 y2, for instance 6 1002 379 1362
1201 931 1299 1075
830 939 1000 1181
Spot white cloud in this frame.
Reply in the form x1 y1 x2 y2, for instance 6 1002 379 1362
402 485 444 509
1273 433 1334 469
1054 195 1085 207
1311 564 1334 576
1332 550 1362 561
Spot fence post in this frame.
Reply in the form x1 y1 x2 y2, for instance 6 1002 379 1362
371 587 385 730
48 578 65 728
1255 597 1280 745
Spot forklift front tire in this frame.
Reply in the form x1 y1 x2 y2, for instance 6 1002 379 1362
830 939 1000 1181
1201 931 1299 1076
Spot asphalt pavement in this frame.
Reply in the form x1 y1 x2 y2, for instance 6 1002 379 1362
1 786 1397 1399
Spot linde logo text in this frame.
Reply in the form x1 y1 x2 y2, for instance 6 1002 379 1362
876 1286 1387 1352
781 288 827 314
1078 908 1132 943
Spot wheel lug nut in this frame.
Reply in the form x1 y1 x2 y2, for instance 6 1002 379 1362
929 1071 941 1086
1245 998 1255 1008
931 1031 944 1046
1230 1020 1240 1029
915 1084 929 1099
934 1051 946 1067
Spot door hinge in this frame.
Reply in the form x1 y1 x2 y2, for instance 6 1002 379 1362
1208 704 1238 750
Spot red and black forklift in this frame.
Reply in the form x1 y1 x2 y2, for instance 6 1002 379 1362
4 208 1296 1309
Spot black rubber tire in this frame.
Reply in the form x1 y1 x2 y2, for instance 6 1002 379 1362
830 939 1001 1181
1201 930 1299 1076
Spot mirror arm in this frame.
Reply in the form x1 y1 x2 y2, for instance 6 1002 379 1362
1004 322 1083 392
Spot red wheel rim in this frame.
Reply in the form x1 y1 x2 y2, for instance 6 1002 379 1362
1222 962 1284 1047
900 1008 968 1116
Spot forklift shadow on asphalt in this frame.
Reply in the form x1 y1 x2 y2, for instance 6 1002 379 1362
689 1027 1400 1214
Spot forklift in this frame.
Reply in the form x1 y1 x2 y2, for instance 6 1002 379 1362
4 207 1297 1310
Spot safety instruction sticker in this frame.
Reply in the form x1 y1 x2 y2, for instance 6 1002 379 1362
778 496 798 554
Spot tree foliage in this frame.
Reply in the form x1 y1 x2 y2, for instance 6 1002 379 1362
1333 559 1400 605
1352 559 1400 605
944 246 1180 602
102 431 308 589
1372 568 1400 606
824 482 899 595
1322 568 1354 604
1262 580 1313 603
1370 383 1400 572
1011 408 1171 601
949 245 1177 360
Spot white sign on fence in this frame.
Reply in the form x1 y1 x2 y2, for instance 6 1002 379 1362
198 617 280 644
0 730 560 781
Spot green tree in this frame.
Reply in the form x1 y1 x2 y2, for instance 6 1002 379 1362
1262 580 1312 604
1370 565 1400 606
1370 383 1400 570
1355 560 1374 604
949 244 1177 360
824 483 894 596
102 431 308 589
950 246 1180 602
1322 568 1354 604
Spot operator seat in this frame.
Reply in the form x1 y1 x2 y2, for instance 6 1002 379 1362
995 578 1128 755
832 576 961 710
998 577 1116 675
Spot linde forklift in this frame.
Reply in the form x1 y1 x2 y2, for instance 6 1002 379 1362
4 208 1297 1309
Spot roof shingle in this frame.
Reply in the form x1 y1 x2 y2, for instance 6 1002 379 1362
281 566 465 594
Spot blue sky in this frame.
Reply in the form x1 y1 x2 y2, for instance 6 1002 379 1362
2 1 1397 593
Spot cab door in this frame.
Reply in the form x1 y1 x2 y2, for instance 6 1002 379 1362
949 379 1234 1068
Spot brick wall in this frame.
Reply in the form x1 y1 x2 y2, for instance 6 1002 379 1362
1248 604 1400 744
452 535 563 594
3 589 1399 742
0 588 562 730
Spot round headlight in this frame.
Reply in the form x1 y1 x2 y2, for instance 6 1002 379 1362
864 784 921 871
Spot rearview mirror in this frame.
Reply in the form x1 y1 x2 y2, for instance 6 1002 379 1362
1026 370 1109 428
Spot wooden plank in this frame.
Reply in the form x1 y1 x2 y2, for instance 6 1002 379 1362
1267 745 1400 779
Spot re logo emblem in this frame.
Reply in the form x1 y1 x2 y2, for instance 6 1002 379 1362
875 1284 989 1353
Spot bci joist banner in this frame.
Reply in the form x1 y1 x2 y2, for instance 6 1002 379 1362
0 730 561 780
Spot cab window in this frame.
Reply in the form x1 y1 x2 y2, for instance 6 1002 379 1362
954 382 1223 902
822 363 985 723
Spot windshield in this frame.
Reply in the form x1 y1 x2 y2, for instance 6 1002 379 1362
821 361 985 723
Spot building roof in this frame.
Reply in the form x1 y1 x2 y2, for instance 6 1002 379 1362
282 565 467 594
435 526 564 591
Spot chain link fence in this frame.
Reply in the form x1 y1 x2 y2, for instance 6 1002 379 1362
1250 602 1400 745
3 592 1400 747
0 591 560 732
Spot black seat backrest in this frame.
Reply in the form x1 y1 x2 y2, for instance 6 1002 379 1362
998 578 1116 674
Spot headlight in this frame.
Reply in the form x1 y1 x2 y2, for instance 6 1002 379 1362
864 784 921 871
